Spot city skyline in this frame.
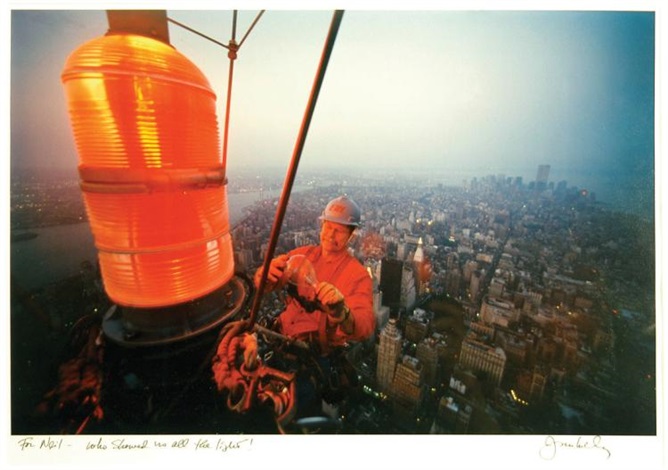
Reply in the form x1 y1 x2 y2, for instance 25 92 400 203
8 6 657 218
6 169 660 467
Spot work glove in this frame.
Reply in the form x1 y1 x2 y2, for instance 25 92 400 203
242 333 259 370
254 254 289 290
316 281 347 324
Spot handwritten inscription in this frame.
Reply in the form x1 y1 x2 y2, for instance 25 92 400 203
16 436 253 455
18 437 67 451
539 435 611 460
216 438 253 452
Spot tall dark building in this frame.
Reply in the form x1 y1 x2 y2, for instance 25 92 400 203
380 258 403 313
377 318 402 392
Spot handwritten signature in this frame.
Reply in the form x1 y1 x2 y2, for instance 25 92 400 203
539 435 611 460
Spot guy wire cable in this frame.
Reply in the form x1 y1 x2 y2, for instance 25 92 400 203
167 11 266 179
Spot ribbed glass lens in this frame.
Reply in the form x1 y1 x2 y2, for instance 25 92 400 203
62 33 234 307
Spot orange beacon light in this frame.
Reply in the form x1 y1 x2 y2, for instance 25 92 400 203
61 32 234 309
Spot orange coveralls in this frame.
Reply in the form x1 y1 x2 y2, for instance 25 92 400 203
277 245 375 351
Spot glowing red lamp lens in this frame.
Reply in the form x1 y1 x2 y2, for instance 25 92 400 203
62 33 234 308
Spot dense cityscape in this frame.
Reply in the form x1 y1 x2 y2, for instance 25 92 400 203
10 164 656 435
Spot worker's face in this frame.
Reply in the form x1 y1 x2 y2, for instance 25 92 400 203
320 220 354 255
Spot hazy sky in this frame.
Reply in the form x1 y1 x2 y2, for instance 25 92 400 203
8 5 658 213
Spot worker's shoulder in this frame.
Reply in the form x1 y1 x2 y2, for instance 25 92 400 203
343 254 371 278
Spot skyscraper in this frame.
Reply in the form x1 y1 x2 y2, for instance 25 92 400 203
401 265 417 310
380 258 403 313
377 318 402 392
390 355 424 419
536 164 551 191
412 237 429 296
459 331 507 386
413 237 424 264
416 335 441 385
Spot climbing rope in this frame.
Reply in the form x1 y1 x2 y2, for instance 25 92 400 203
35 314 105 434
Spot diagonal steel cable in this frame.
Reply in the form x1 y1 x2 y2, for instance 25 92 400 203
166 10 264 52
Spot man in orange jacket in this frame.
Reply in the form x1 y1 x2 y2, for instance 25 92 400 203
252 195 375 420
254 195 375 354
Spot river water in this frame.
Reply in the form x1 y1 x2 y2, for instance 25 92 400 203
9 190 285 292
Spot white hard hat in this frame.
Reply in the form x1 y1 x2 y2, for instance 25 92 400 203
319 195 361 228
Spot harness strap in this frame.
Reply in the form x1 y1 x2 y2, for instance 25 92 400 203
318 309 330 356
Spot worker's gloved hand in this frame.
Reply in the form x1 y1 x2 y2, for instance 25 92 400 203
316 281 347 323
254 254 289 290
242 333 259 370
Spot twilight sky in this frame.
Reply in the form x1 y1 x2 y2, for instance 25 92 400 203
8 5 658 215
